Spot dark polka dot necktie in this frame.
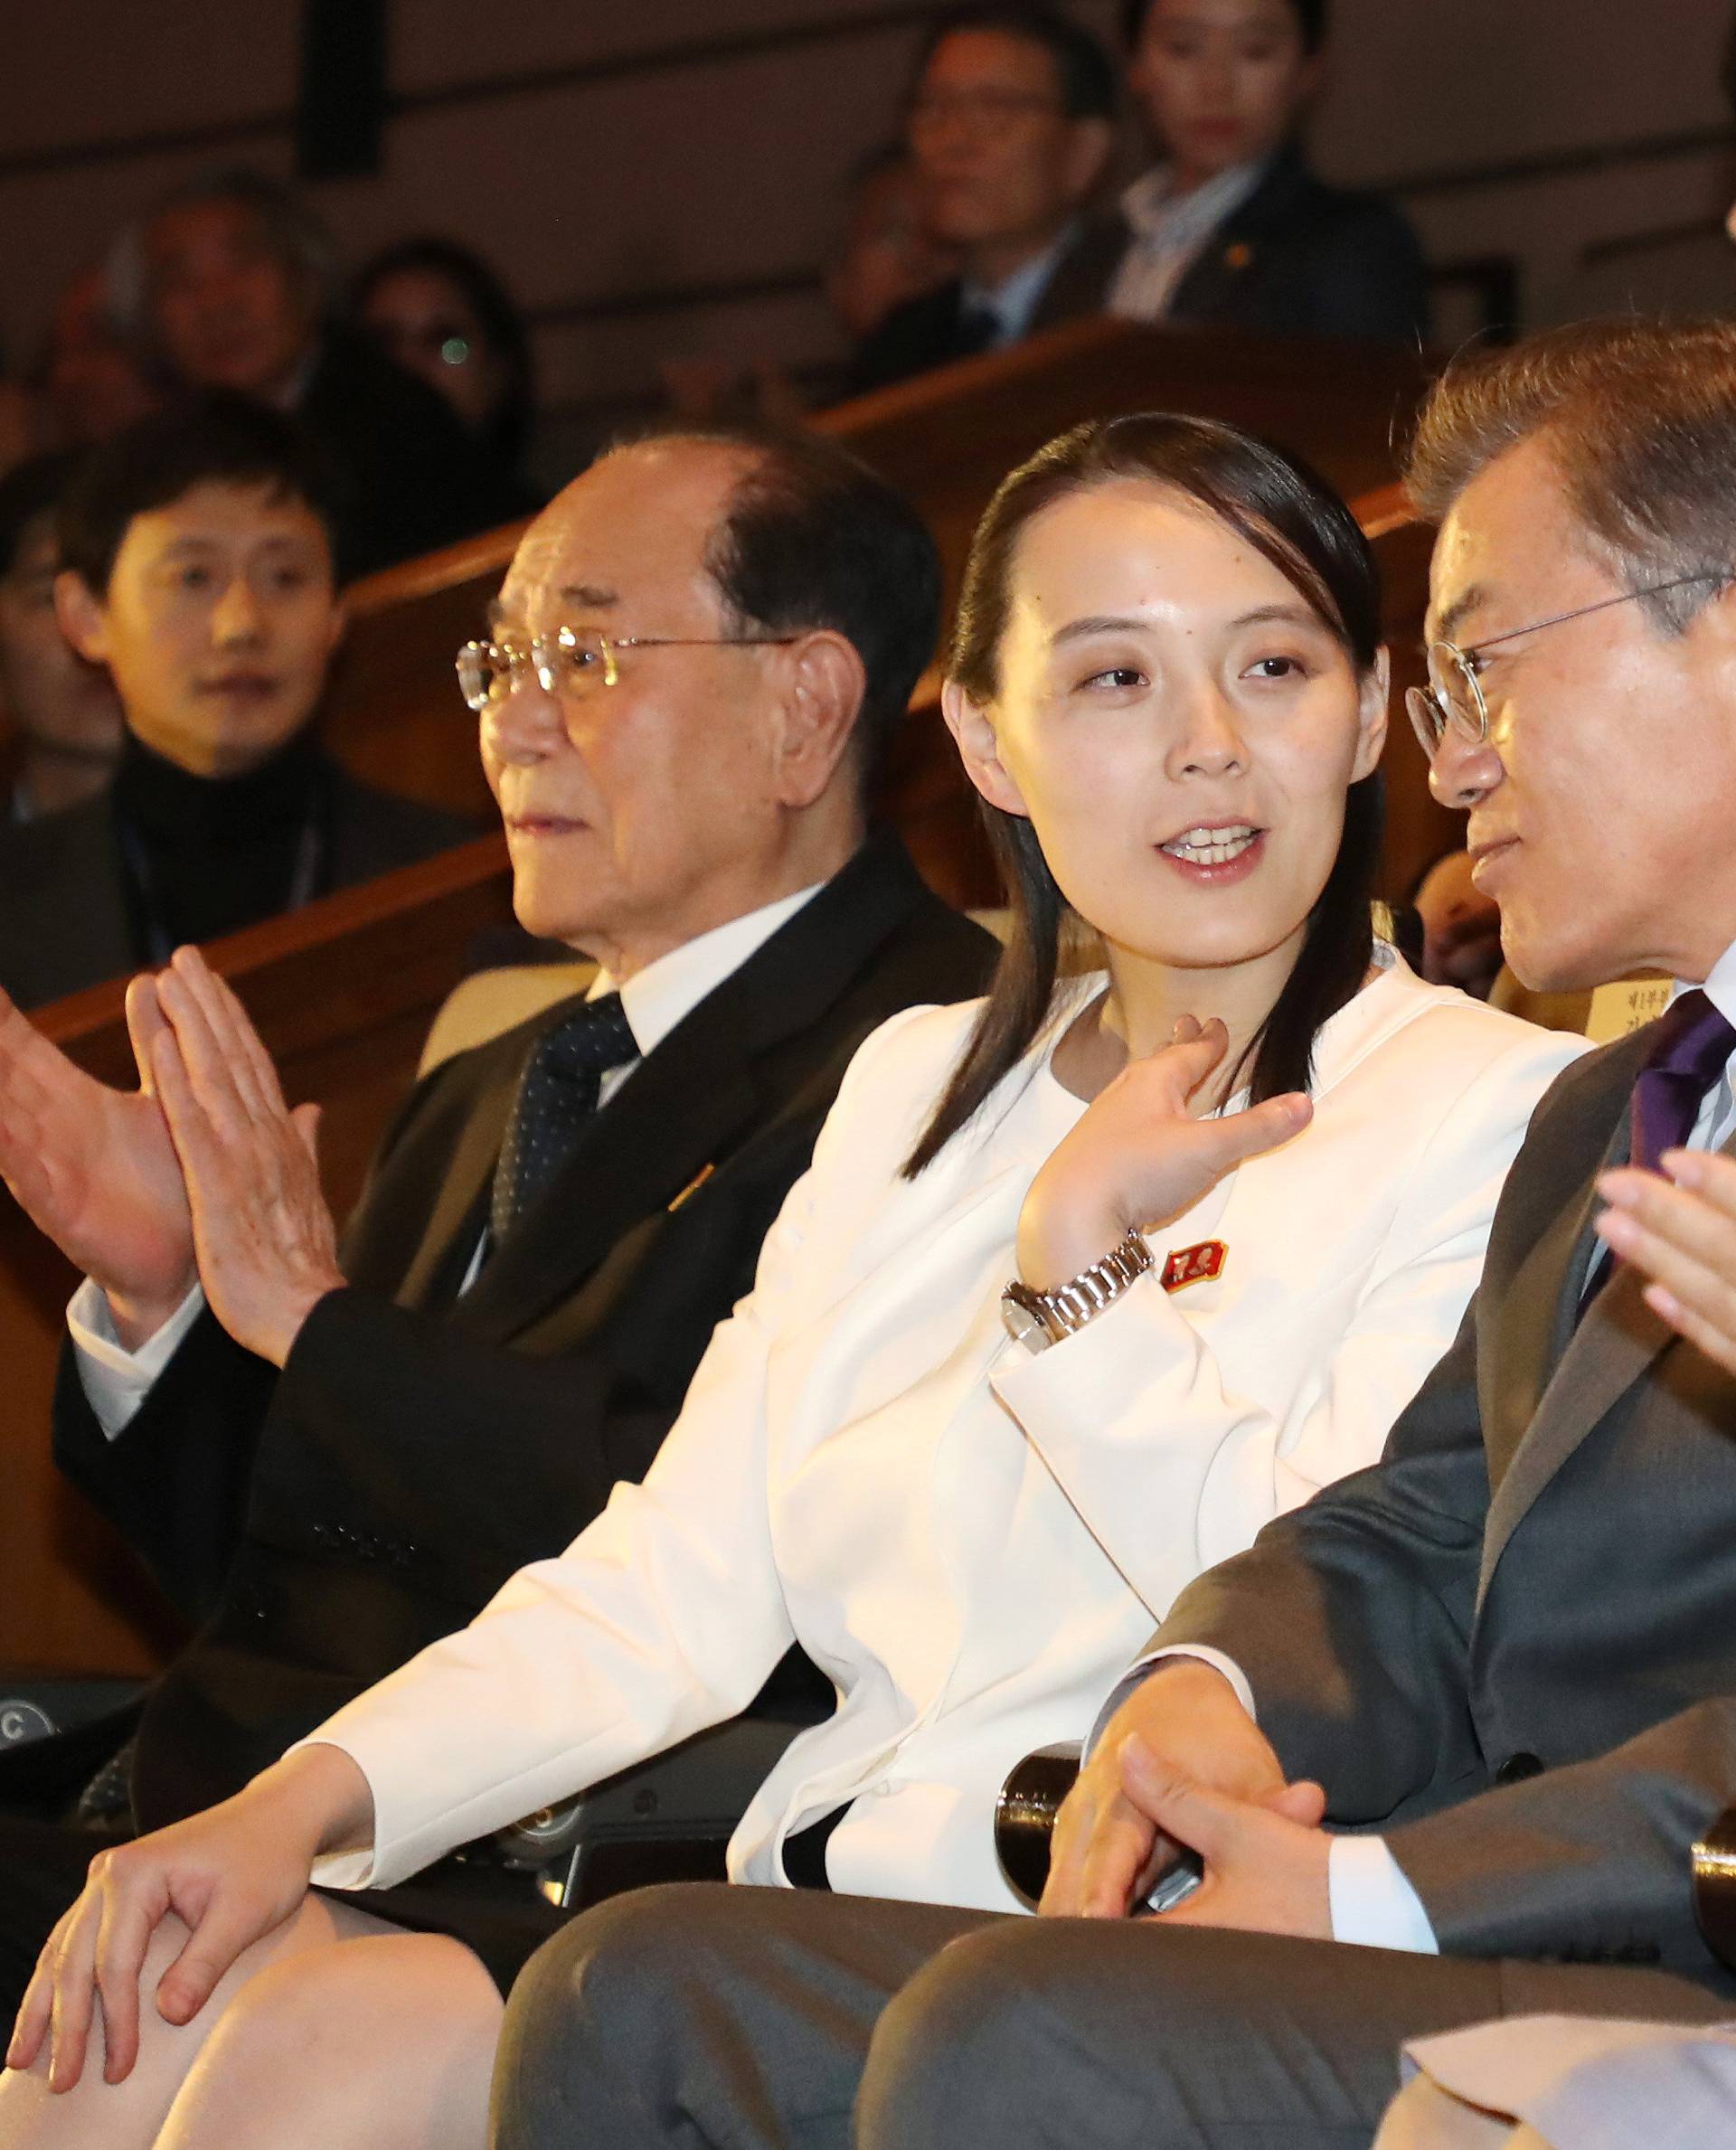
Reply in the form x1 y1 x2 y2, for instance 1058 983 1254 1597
490 992 638 1243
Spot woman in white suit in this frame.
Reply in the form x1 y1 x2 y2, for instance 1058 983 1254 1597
1 416 1583 2147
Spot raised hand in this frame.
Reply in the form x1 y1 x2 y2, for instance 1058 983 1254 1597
1039 1655 1301 1919
148 947 345 1368
5 1744 373 2090
1018 1014 1311 1290
1596 1147 1736 1377
0 978 194 1343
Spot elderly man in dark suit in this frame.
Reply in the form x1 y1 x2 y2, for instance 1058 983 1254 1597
0 396 474 1010
476 320 1736 2150
0 420 992 2019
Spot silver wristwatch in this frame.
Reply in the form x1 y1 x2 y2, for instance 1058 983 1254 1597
1001 1227 1155 1353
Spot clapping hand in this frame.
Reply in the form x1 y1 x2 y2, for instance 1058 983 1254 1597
143 947 346 1369
1017 1014 1310 1291
0 978 194 1344
1596 1148 1736 1377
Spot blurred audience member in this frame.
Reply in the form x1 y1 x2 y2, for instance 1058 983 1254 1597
826 145 962 343
354 235 536 476
39 268 160 448
1411 844 1504 999
1108 0 1428 341
0 454 125 823
0 397 472 1009
108 171 532 577
846 5 1118 396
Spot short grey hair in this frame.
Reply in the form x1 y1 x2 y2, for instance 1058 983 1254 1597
1406 316 1736 633
105 168 338 354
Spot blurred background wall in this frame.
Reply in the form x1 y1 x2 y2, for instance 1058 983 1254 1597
4 0 1733 486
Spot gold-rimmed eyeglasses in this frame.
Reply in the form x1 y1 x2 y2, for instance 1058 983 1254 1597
456 626 797 712
1405 571 1728 758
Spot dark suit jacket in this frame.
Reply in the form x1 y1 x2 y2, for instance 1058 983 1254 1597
1054 144 1429 344
298 325 537 580
1155 1027 1736 1993
51 833 995 1831
844 222 1123 398
0 757 474 1012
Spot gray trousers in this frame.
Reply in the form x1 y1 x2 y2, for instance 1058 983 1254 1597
488 1882 1733 2150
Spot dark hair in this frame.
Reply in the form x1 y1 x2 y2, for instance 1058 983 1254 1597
1119 0 1328 54
918 5 1118 118
57 393 344 599
606 419 941 796
906 412 1382 1176
0 451 80 579
352 236 535 465
1406 316 1736 634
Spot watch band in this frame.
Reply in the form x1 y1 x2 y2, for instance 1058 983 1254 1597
1002 1227 1155 1352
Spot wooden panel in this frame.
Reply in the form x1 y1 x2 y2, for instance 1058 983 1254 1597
0 836 516 1675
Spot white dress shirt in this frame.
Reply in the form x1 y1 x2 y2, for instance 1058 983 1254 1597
68 882 822 1438
1121 937 1736 1952
285 957 1580 1912
959 225 1079 348
1106 160 1266 324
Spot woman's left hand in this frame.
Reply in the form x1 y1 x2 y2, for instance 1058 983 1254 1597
1017 1016 1311 1290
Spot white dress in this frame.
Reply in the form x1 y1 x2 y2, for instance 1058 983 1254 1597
305 955 1586 1913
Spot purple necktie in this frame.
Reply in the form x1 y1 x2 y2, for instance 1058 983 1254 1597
1628 988 1736 1177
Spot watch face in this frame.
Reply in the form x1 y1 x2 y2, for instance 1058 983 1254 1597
1001 1289 1051 1352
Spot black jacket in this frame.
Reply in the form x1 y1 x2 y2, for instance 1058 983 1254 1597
51 832 996 1830
0 757 474 1012
1100 144 1429 344
298 325 536 580
847 146 1428 398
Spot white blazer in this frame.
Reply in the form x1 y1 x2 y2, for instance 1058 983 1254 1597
307 957 1585 1913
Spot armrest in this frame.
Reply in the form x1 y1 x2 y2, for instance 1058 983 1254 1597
994 1743 1080 1907
1694 1806 1736 1970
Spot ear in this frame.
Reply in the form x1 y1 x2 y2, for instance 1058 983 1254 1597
54 571 109 665
1352 646 1391 783
941 677 1029 818
769 629 866 808
1061 117 1116 206
324 593 347 663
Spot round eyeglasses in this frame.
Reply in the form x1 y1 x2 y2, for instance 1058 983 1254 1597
1406 571 1727 757
456 626 797 712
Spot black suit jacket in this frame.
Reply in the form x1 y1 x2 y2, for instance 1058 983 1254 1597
844 222 1125 398
298 325 537 580
1156 1027 1736 1993
51 833 995 1830
0 757 474 1012
1094 145 1429 344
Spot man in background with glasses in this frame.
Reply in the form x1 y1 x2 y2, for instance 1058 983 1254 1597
844 5 1118 397
0 422 993 2015
479 320 1736 2150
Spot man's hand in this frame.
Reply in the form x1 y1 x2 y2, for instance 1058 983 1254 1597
1596 1149 1736 1376
147 948 345 1367
1119 1736 1332 1939
1040 1657 1298 1918
1018 1017 1310 1289
6 1746 372 2091
0 979 194 1343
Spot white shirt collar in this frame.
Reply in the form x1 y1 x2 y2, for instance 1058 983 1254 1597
961 224 1078 344
588 882 823 1061
1696 938 1736 1032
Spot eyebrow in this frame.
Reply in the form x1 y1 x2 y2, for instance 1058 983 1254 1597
1430 582 1491 645
1048 600 1325 648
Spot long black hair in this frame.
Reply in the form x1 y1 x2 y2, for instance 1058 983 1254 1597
905 412 1383 1178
